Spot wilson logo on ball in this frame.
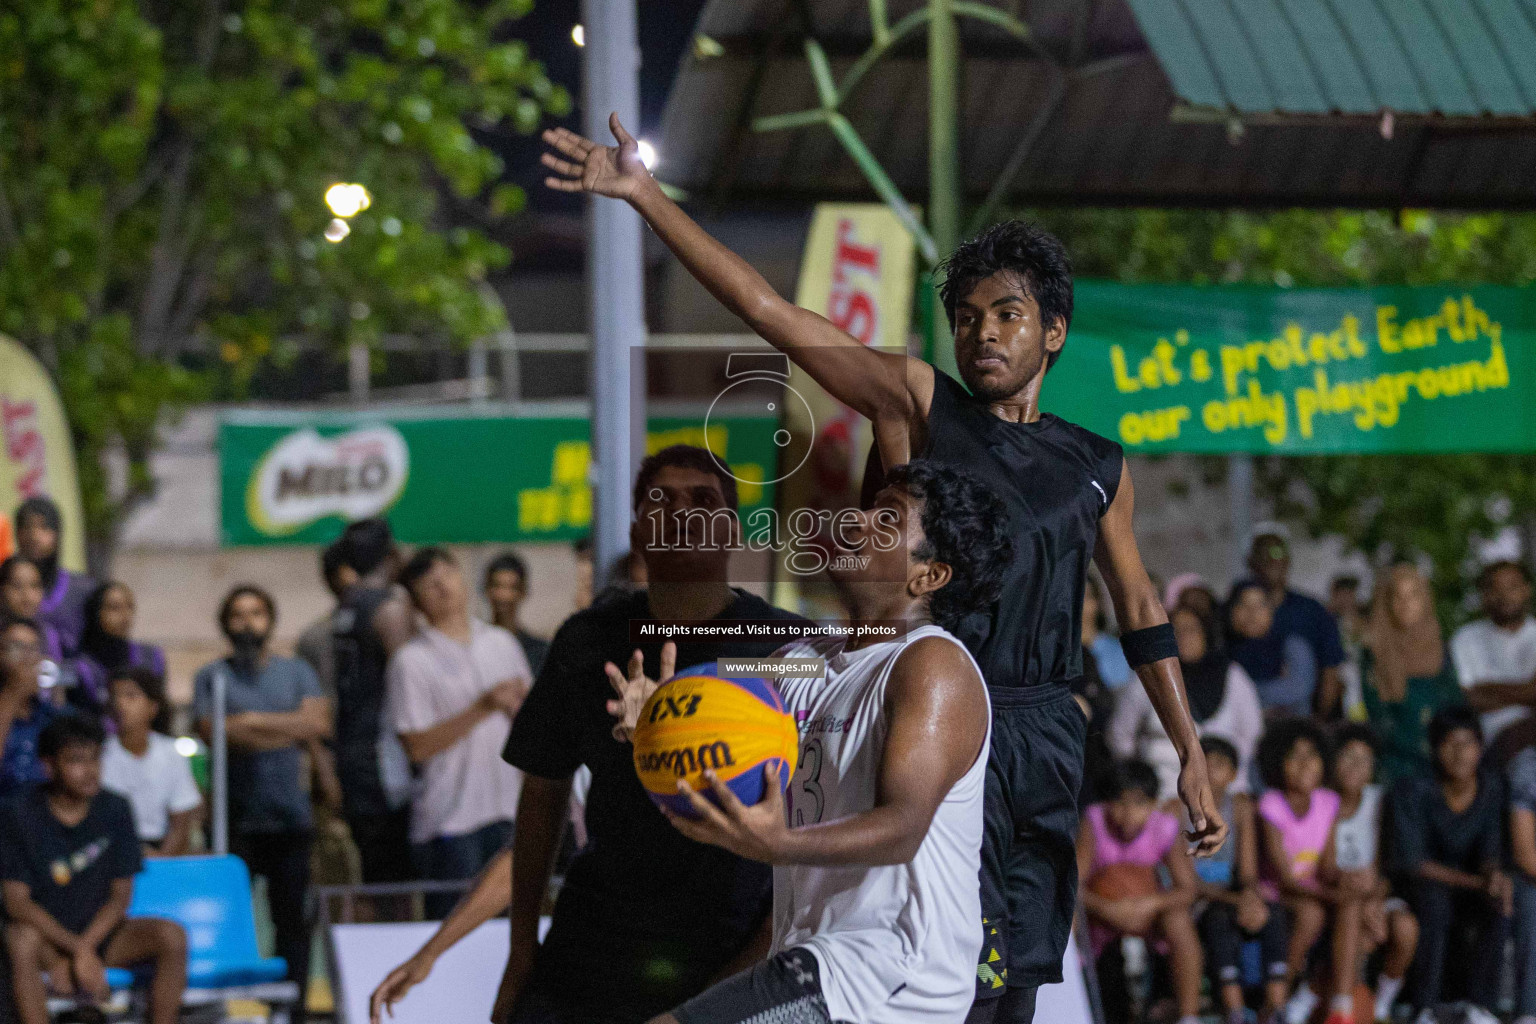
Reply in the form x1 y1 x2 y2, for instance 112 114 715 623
631 663 800 820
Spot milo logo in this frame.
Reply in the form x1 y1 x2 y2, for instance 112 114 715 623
246 426 408 536
636 740 736 777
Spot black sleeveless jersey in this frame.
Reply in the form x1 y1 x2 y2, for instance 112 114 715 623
921 370 1123 689
332 584 394 816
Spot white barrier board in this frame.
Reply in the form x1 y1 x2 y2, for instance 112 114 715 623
331 919 551 1024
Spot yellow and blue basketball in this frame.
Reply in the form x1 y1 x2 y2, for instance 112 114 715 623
632 663 799 819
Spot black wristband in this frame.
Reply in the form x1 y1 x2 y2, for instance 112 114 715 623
1120 622 1179 668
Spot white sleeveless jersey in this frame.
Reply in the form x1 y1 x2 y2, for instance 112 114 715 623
771 624 991 1024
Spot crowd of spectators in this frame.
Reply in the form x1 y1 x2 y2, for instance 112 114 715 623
0 499 562 1020
3 489 1536 1024
1083 523 1536 1024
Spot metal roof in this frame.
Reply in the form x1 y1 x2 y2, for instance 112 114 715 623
657 0 1536 210
1127 0 1536 117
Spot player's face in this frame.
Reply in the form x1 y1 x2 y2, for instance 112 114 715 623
951 272 1063 402
825 484 918 591
46 743 102 801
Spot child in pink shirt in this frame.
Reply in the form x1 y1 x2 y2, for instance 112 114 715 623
1256 719 1355 1024
1078 758 1201 1024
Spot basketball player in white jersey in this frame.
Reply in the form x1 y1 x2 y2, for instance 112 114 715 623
609 460 1012 1024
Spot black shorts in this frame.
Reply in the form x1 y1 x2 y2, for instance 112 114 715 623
673 948 848 1024
975 685 1086 996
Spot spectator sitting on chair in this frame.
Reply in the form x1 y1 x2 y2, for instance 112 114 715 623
1391 704 1510 1020
1191 735 1289 1024
0 558 65 664
1233 527 1348 717
101 667 201 856
1451 560 1536 759
483 551 550 676
193 585 330 1011
1361 564 1462 785
0 617 65 795
70 581 167 718
0 714 187 1024
10 498 94 656
389 547 529 918
1077 757 1203 1024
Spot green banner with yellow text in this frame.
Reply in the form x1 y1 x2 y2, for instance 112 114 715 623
1045 283 1536 454
220 409 777 546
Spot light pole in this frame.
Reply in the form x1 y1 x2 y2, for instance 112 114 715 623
581 0 647 582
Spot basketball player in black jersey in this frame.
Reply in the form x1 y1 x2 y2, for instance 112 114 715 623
542 115 1225 1024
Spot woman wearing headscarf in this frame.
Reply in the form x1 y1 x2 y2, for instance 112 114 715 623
1226 579 1319 717
71 581 167 714
1361 563 1463 784
12 496 95 654
1108 603 1263 802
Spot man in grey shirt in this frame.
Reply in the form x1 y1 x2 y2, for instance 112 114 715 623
194 585 331 1015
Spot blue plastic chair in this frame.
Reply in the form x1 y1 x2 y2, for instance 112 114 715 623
124 854 290 989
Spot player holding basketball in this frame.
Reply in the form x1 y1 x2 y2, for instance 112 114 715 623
543 115 1225 1024
611 460 1007 1024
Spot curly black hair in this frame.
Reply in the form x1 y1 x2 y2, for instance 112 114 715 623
936 220 1074 369
883 460 1012 634
39 713 105 759
1332 722 1379 758
1427 703 1481 752
1257 717 1330 791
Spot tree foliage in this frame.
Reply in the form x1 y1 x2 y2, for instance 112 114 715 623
0 0 570 554
1022 207 1536 615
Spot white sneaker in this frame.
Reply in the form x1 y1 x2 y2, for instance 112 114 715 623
1284 983 1319 1024
1411 1008 1437 1024
1461 1006 1500 1024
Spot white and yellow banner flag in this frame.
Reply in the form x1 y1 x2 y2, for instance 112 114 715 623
0 335 86 570
773 204 914 612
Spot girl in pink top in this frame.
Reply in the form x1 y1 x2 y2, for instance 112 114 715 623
1256 719 1357 1024
1078 759 1202 1024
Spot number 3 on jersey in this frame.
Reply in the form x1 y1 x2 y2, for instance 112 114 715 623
790 738 825 826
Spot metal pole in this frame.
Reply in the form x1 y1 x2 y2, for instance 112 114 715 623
582 0 646 581
1228 454 1254 584
211 666 229 855
928 0 961 379
347 341 369 404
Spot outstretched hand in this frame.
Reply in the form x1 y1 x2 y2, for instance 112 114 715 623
541 112 652 200
605 641 676 742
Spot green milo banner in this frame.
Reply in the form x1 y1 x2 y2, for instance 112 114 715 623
220 410 778 547
1047 283 1536 454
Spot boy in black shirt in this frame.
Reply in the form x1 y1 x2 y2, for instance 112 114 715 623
0 715 186 1024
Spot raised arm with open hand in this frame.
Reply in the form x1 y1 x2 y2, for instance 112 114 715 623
541 113 933 467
